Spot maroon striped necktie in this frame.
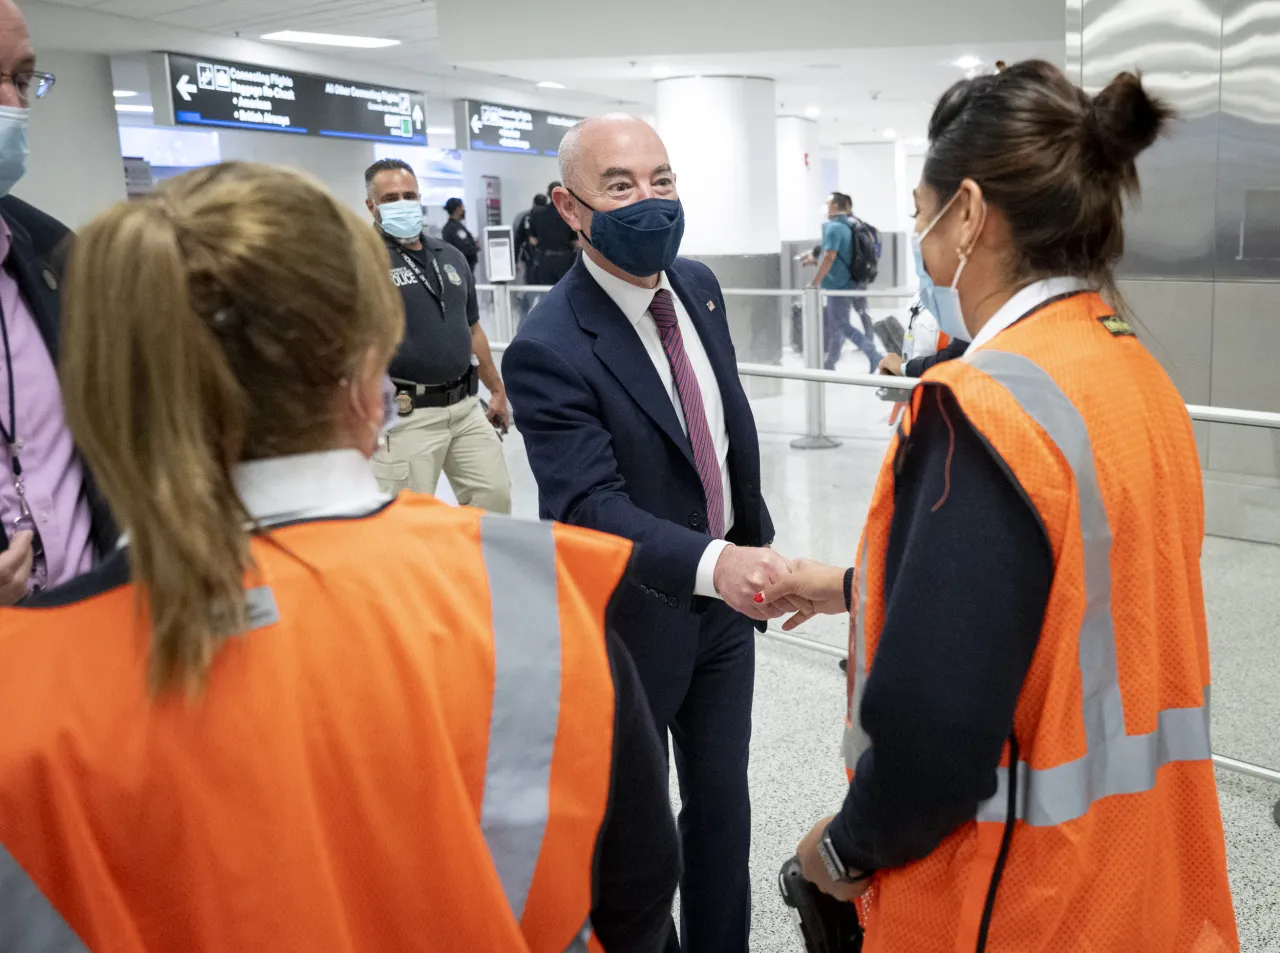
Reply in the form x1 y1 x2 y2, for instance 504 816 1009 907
649 289 725 538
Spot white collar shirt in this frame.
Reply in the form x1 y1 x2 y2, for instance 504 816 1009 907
581 253 734 597
966 277 1092 353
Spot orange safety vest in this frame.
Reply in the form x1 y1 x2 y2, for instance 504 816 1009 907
846 292 1238 953
0 495 630 953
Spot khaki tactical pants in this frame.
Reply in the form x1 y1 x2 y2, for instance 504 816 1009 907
372 396 512 513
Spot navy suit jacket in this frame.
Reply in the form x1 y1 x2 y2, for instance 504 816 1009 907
503 257 774 690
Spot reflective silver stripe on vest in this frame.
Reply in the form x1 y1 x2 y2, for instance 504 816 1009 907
479 515 562 920
0 843 89 952
842 535 872 771
965 349 1212 828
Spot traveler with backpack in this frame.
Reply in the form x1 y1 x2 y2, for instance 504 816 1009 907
808 193 884 371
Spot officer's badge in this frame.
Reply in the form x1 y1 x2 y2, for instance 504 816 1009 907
396 392 414 417
443 263 464 286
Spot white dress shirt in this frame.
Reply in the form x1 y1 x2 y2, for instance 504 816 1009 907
235 450 390 526
966 277 1092 353
582 254 733 599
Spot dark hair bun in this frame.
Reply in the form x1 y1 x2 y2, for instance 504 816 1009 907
1089 72 1173 169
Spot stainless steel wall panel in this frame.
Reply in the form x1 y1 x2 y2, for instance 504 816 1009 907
1215 0 1280 279
1208 281 1280 476
1082 0 1223 278
1067 0 1084 84
1115 278 1214 403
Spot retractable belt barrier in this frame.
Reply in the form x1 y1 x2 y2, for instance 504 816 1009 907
480 282 1280 789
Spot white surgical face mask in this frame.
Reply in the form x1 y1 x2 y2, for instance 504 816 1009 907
0 106 30 198
911 191 985 343
379 199 424 241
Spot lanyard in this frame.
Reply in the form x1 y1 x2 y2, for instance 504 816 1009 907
0 297 47 588
0 298 19 472
395 245 448 321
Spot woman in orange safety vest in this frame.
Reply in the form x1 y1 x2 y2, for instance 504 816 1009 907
0 162 679 953
761 61 1239 952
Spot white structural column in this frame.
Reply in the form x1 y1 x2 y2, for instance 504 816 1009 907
775 115 823 242
655 76 780 256
837 141 908 233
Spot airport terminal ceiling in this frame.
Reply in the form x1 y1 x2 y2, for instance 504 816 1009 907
40 0 1064 146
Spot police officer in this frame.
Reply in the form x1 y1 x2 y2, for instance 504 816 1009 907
440 196 479 273
364 160 511 513
761 62 1238 952
526 179 578 286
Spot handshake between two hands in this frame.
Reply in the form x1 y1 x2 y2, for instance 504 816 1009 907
712 545 848 629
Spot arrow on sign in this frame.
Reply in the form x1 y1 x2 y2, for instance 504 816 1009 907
412 104 424 130
471 113 482 135
175 74 197 101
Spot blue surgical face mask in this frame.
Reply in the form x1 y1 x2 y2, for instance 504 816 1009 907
0 106 29 198
379 199 424 241
569 189 685 278
911 191 985 344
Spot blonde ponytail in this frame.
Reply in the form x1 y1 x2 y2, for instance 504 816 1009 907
60 163 404 692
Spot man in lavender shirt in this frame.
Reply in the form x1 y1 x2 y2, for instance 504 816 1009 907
0 0 114 604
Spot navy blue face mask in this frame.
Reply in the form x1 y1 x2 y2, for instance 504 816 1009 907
568 189 685 277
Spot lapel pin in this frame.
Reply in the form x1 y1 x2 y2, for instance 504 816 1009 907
706 300 716 312
42 269 58 291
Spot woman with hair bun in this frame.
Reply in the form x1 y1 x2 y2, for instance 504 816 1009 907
767 62 1239 952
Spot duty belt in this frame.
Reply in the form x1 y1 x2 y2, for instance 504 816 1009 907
392 366 478 415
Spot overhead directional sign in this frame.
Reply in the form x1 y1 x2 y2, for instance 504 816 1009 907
453 99 582 157
152 53 427 145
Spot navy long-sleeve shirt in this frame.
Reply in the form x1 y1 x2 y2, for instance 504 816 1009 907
827 384 1053 873
903 338 969 379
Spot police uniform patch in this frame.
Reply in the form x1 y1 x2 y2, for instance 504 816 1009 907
443 263 464 286
1099 315 1135 337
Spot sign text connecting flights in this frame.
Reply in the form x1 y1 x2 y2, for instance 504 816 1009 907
161 53 426 145
454 99 581 156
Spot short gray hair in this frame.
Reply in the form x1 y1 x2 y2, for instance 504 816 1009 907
557 120 587 190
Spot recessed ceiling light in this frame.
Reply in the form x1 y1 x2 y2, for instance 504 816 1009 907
652 64 672 79
113 89 138 98
883 128 898 139
804 105 821 119
953 55 983 70
260 30 400 48
537 81 566 89
115 104 154 113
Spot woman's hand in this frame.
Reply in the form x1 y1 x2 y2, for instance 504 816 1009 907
757 559 850 631
877 354 904 376
797 815 872 902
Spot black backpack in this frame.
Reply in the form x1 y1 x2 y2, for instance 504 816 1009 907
841 217 881 285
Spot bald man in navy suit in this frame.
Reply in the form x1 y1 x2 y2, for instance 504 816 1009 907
503 115 792 953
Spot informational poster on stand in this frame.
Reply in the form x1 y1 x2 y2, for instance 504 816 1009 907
485 227 515 283
453 99 581 156
150 53 427 145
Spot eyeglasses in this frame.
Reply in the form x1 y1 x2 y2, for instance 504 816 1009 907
0 71 56 107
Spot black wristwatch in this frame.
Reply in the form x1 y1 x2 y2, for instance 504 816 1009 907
818 825 871 885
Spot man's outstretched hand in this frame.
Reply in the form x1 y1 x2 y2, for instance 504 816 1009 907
714 544 793 621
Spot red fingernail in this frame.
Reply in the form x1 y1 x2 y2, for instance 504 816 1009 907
753 593 764 603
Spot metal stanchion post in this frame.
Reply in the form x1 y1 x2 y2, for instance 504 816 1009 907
791 286 841 450
494 283 513 344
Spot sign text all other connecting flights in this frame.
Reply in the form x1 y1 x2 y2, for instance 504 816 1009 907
162 53 427 145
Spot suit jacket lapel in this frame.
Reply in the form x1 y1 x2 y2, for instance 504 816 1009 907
566 262 696 469
1 210 60 358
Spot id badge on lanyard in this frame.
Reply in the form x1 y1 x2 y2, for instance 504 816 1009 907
0 302 48 592
397 247 448 321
